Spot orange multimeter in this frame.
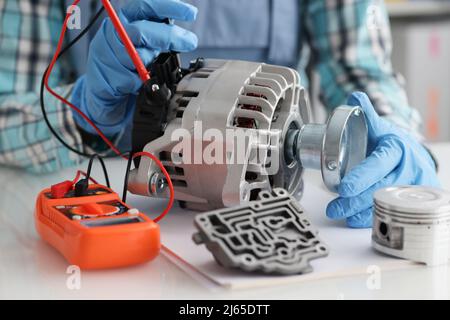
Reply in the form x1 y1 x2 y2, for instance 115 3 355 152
35 183 160 270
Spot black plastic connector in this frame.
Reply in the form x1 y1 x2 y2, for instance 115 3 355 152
131 54 206 166
132 53 184 165
74 179 89 197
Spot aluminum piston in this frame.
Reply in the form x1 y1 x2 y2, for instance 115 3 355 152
372 186 450 266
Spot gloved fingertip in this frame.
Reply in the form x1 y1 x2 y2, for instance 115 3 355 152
174 30 198 51
169 0 198 21
347 91 368 106
346 218 372 229
347 91 386 137
346 210 373 229
326 201 344 219
184 4 198 21
347 92 379 120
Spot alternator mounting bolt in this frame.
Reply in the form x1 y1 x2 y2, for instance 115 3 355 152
149 172 167 196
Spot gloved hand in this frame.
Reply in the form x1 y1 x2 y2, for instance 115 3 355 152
326 92 440 228
72 0 198 136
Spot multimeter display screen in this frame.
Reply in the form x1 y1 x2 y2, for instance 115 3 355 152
81 217 142 228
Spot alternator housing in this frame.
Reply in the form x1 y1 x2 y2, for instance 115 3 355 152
128 59 310 211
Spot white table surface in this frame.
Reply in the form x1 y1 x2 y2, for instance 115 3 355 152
1 143 449 300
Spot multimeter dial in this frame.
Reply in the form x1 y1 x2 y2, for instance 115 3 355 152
71 203 120 218
55 200 128 220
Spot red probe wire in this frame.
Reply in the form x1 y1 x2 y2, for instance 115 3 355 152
44 0 174 223
45 0 125 159
101 0 151 82
131 152 174 224
72 170 99 185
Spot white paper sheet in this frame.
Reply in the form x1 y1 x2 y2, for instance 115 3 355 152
129 171 420 290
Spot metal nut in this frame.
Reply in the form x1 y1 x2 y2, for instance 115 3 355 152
149 172 167 196
151 84 160 92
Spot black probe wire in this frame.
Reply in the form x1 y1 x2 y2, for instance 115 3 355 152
39 6 124 159
39 6 146 203
85 154 111 188
122 155 135 202
40 7 126 192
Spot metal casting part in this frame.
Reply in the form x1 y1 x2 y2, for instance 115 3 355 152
286 106 368 192
192 188 329 275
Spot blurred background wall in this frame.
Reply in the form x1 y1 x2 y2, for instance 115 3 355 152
310 0 450 142
387 0 450 141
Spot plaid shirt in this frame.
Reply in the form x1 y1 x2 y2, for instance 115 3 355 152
0 0 423 174
0 0 83 174
303 0 422 132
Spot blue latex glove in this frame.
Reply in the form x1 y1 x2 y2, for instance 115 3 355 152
71 0 198 136
326 92 440 228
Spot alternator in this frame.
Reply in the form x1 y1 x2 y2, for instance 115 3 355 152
128 57 368 211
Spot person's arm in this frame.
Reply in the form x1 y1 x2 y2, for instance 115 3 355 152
0 0 197 175
303 0 440 229
0 83 130 174
0 86 84 174
71 0 198 139
0 0 123 174
304 0 422 136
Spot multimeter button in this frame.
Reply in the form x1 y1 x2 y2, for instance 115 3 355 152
72 203 120 217
128 208 139 215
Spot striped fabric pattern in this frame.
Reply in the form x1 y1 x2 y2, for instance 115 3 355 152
304 0 422 135
0 0 83 173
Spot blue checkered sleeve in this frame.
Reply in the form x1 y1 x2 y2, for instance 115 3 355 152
0 86 84 174
305 0 423 136
0 0 85 174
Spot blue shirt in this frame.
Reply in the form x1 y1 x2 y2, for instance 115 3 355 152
178 0 300 67
66 0 301 72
